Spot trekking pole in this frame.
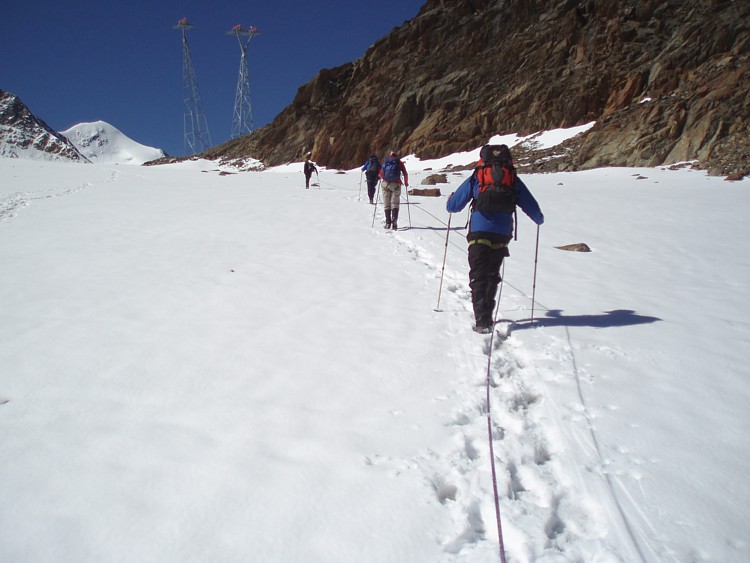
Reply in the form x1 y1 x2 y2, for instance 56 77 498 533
315 170 320 188
358 171 363 202
530 224 540 321
496 260 506 317
404 185 412 228
434 213 453 312
371 181 381 227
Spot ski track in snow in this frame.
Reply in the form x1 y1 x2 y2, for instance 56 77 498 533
0 168 116 223
370 209 640 561
0 182 93 222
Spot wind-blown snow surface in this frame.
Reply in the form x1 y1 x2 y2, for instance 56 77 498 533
0 156 748 562
61 121 165 165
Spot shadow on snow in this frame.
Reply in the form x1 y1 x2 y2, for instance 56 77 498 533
508 309 661 330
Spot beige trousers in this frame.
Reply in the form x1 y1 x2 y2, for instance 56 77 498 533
382 182 401 210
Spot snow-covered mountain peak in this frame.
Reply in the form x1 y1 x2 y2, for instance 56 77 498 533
61 121 165 165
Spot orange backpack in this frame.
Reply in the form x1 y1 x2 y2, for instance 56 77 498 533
474 144 517 214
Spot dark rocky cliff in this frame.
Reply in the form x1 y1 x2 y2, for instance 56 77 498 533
0 89 88 162
202 0 749 177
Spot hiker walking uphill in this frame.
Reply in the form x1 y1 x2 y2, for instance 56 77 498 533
361 155 381 204
446 144 544 334
379 150 409 229
303 153 317 189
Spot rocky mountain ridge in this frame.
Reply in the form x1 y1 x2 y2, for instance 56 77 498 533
202 0 749 177
0 89 88 162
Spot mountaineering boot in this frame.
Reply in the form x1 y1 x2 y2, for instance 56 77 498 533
391 207 399 230
384 208 392 229
473 323 493 334
472 300 494 334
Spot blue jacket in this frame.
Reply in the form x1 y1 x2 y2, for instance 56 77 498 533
446 170 544 236
361 158 380 176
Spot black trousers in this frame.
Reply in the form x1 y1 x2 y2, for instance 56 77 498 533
468 235 510 327
365 175 378 200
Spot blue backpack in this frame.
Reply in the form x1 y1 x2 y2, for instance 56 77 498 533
382 157 401 182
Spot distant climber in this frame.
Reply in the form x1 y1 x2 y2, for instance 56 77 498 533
303 153 317 189
379 150 409 230
361 155 381 204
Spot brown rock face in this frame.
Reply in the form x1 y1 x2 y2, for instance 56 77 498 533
203 0 749 177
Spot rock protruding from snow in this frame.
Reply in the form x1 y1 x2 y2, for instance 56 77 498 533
555 243 592 252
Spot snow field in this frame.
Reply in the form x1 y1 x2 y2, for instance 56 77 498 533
1 157 749 562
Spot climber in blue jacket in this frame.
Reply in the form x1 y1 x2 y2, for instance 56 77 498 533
447 144 544 333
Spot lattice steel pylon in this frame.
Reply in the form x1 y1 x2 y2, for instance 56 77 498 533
174 18 212 155
227 24 260 139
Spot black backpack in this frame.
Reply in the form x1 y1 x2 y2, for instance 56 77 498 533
367 156 381 176
473 144 517 214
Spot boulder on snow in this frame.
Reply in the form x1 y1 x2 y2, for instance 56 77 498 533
724 173 747 182
556 243 592 252
421 173 448 185
408 188 442 197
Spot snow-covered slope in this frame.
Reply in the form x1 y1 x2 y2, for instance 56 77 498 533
0 144 748 562
61 120 165 165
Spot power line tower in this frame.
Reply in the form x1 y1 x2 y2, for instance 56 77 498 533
174 18 212 155
227 24 260 139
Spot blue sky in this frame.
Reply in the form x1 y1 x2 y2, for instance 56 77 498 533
2 1 425 157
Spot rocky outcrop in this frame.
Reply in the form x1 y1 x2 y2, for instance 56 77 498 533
203 0 749 177
0 89 88 162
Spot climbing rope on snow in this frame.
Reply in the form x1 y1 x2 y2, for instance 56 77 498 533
485 274 509 563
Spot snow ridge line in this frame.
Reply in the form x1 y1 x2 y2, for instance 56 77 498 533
0 182 92 222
